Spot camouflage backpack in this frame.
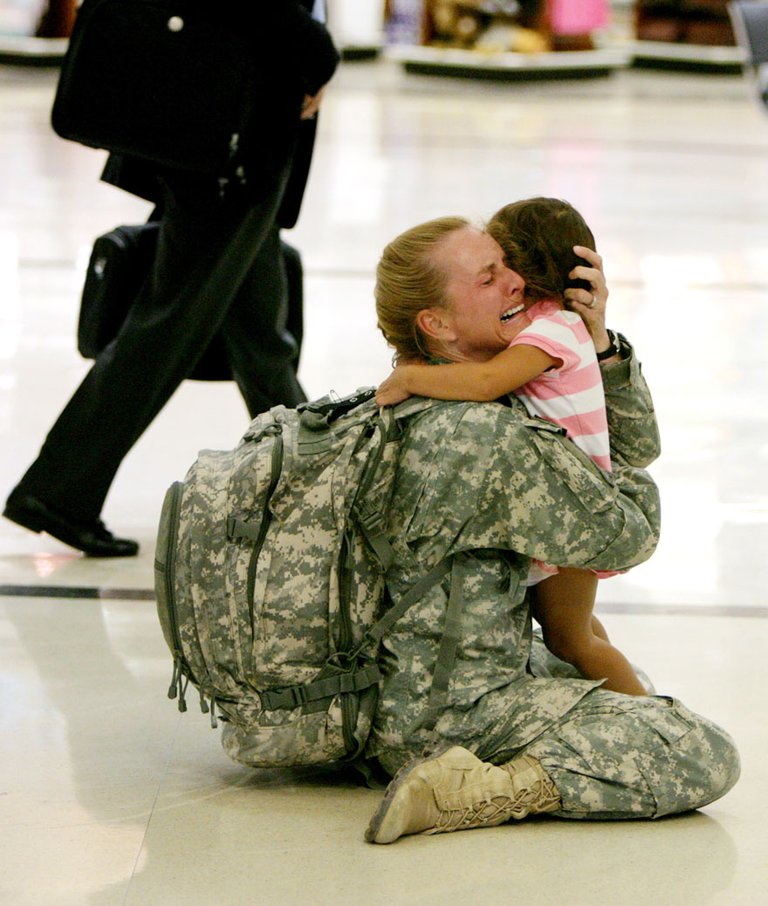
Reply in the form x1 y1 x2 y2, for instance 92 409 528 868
154 389 449 769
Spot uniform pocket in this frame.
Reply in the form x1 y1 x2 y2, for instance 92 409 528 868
636 696 704 817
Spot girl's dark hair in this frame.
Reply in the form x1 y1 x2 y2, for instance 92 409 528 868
487 197 596 302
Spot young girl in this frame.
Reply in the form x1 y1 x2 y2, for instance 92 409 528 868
376 197 648 696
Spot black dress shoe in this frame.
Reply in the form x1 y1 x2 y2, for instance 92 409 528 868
3 492 139 557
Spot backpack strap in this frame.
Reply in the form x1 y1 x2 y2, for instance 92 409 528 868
257 559 452 713
298 387 377 428
353 498 396 571
257 397 456 719
259 662 383 710
366 552 469 735
418 552 469 733
363 558 451 645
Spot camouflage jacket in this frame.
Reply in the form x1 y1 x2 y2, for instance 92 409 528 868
367 341 661 775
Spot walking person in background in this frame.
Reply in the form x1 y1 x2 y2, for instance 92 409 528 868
4 2 339 557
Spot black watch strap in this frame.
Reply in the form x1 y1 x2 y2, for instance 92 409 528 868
595 329 621 362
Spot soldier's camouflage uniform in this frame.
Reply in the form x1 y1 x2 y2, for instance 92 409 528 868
366 340 740 818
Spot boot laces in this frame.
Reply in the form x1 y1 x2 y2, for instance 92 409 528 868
434 778 560 832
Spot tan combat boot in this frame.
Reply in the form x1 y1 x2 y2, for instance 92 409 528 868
365 746 560 844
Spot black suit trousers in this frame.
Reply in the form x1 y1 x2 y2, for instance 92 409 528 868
15 167 306 520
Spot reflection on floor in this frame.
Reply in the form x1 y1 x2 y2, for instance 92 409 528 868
1 55 766 905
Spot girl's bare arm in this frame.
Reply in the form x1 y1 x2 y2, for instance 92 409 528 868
376 344 558 406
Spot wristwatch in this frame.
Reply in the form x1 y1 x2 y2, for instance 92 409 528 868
595 329 621 362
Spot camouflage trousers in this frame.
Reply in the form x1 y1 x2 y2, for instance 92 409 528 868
494 690 740 819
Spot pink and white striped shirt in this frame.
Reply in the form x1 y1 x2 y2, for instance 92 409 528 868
509 299 611 472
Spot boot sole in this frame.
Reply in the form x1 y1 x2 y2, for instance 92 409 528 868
364 748 452 844
364 754 430 844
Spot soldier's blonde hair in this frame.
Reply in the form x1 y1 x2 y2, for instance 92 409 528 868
375 216 469 363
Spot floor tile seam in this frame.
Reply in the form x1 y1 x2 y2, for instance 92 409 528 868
13 260 768 293
596 602 768 618
322 131 768 157
124 716 184 901
0 583 154 601
1 583 766 618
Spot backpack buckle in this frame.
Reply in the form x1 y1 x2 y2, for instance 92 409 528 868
355 499 385 534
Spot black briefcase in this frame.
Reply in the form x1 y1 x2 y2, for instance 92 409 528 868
78 223 231 381
78 223 158 359
51 0 295 178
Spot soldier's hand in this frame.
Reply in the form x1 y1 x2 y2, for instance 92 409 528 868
565 245 612 353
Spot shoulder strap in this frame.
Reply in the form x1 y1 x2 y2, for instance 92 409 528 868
401 551 471 737
419 552 468 732
256 394 456 715
363 559 451 645
257 558 453 713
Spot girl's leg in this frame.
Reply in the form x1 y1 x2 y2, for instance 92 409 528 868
590 613 610 641
534 567 647 696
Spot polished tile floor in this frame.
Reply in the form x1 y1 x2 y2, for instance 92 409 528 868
1 53 767 905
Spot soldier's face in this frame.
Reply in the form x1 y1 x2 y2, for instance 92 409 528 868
432 227 527 362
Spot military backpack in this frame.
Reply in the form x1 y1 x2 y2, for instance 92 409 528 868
154 389 450 769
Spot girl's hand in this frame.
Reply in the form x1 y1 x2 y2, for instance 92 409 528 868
376 367 414 406
564 245 612 354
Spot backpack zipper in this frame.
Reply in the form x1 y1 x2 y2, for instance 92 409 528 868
336 417 388 753
337 527 357 752
245 426 284 629
160 481 193 711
